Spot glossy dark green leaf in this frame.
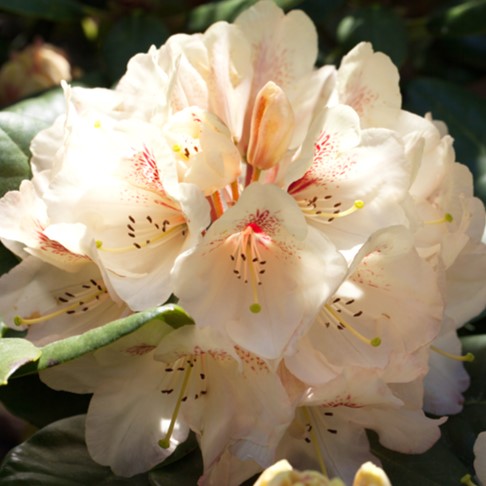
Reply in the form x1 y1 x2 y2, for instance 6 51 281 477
0 243 19 277
149 448 203 486
0 415 149 485
9 304 194 380
0 338 41 385
370 429 469 486
0 374 90 428
4 87 67 126
336 6 408 67
0 414 204 485
0 0 85 21
101 14 170 83
428 0 486 37
0 112 42 197
404 77 486 203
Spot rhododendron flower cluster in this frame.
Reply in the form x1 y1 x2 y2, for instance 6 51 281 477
1 1 485 485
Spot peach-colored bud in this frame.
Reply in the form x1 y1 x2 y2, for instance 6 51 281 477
247 81 295 171
353 462 392 486
253 460 345 486
0 41 72 105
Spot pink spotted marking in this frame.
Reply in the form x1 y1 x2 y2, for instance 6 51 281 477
130 146 165 193
125 344 156 356
345 84 378 117
321 395 363 408
37 229 87 262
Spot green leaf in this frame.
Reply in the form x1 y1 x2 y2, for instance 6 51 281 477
4 87 67 126
0 0 85 21
404 77 486 203
428 0 486 37
0 338 41 385
9 304 194 380
0 415 149 485
0 242 19 277
101 14 170 83
0 112 41 197
0 415 203 484
0 374 90 428
148 449 203 485
370 429 469 486
336 6 408 67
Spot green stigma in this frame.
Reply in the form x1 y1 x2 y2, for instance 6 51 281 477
370 337 382 347
249 303 262 314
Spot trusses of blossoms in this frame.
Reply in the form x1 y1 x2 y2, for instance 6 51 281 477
0 0 485 484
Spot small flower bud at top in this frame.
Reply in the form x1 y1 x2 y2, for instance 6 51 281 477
247 81 295 171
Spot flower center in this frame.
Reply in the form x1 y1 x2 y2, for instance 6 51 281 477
229 223 268 314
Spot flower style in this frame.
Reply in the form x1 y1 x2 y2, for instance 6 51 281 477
172 182 347 359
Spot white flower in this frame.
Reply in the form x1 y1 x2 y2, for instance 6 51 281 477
279 377 445 485
0 256 128 345
285 226 443 386
40 320 189 476
172 182 347 359
31 88 210 311
329 42 401 129
154 325 296 485
286 105 412 253
41 323 296 483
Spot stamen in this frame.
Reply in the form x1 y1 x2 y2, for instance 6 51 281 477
231 180 240 202
96 223 185 253
211 191 224 220
300 199 364 219
159 364 193 449
431 345 474 362
303 407 328 477
251 167 262 183
14 290 106 326
324 304 381 347
425 213 453 225
230 224 266 313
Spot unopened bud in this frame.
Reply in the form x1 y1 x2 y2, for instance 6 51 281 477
353 462 391 486
247 81 295 170
0 40 72 105
253 460 344 486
